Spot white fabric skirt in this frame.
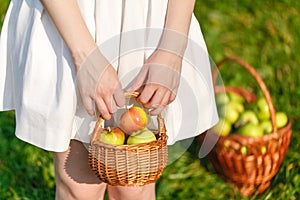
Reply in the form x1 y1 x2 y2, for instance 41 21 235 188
0 0 218 152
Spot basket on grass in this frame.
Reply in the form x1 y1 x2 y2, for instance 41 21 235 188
201 56 292 196
88 92 168 186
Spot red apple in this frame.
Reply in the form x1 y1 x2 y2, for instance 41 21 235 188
99 127 125 145
119 106 148 134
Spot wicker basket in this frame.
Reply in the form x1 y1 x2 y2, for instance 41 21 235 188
200 56 292 196
88 92 168 186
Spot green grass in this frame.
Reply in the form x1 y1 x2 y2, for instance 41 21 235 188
0 0 299 199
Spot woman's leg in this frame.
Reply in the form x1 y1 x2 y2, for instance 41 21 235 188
53 140 107 200
107 183 156 200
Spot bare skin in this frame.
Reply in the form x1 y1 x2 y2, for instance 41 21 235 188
52 140 107 200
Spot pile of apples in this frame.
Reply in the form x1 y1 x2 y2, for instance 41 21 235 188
211 92 288 137
99 106 157 145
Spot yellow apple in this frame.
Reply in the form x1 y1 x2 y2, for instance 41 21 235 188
99 127 125 145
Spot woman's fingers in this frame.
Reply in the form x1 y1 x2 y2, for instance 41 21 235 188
113 82 126 108
148 89 172 115
137 84 156 106
102 94 117 114
95 96 111 120
139 85 174 115
76 47 126 118
81 96 96 116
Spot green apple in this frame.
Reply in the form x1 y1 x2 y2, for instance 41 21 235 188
237 123 264 137
216 92 230 105
224 139 231 149
261 146 267 155
241 146 248 156
210 118 232 136
225 108 239 124
99 127 125 145
235 110 259 128
219 101 244 124
127 127 157 145
256 97 270 120
217 105 226 117
227 101 245 113
260 120 272 134
229 92 245 104
275 112 288 129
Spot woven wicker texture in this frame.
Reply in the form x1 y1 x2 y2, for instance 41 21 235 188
88 92 168 186
200 56 292 196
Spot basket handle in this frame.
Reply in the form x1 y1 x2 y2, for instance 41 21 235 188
90 91 167 144
214 56 277 134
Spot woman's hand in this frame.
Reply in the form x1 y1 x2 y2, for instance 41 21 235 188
127 49 182 115
41 1 125 119
127 0 196 115
77 48 125 120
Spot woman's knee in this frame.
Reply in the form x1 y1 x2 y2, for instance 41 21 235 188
107 183 156 200
55 178 106 200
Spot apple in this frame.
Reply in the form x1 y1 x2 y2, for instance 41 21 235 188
218 104 239 124
235 110 259 128
260 120 272 134
229 92 245 104
216 92 230 105
241 146 248 156
99 127 125 145
224 107 239 124
261 146 267 155
256 97 270 120
210 118 232 136
237 123 264 137
119 106 148 134
217 105 226 117
275 112 288 129
224 139 231 151
227 101 245 113
127 127 157 144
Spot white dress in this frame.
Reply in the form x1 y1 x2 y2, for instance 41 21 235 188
0 0 218 152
